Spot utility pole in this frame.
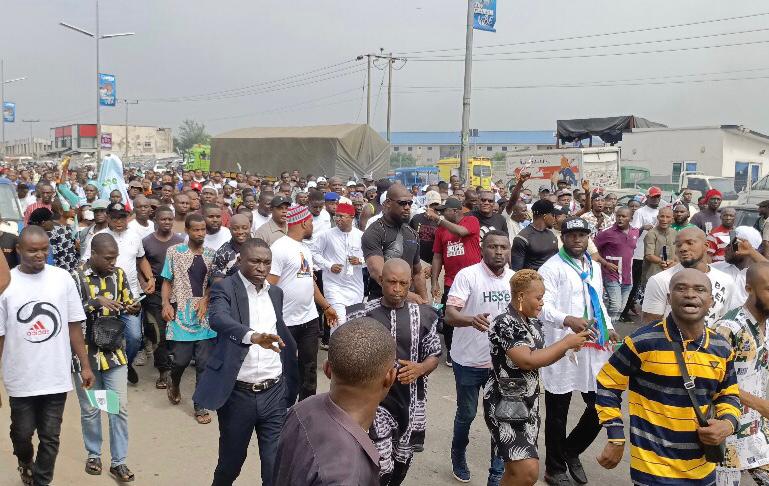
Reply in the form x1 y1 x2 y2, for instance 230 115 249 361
386 52 393 143
458 0 474 184
355 53 374 126
0 60 27 160
21 119 40 158
122 99 138 161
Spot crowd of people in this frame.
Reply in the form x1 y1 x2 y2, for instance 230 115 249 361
1 162 769 486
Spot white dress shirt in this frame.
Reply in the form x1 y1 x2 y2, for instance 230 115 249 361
237 273 282 383
538 252 614 394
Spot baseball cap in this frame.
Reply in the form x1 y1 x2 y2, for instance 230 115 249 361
646 186 662 197
92 199 109 210
316 176 327 183
324 192 340 202
270 196 292 207
424 190 442 207
561 217 592 234
435 198 463 211
556 189 572 197
759 200 769 208
538 185 551 193
307 181 317 189
346 180 356 187
106 202 129 216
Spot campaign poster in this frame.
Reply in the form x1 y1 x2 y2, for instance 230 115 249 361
101 133 112 149
2 102 15 122
473 0 497 32
98 73 116 107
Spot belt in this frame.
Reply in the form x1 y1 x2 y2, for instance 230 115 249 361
235 377 280 393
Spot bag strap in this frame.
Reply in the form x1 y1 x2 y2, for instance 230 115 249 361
671 341 710 427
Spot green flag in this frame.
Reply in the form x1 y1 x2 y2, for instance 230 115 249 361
85 389 120 414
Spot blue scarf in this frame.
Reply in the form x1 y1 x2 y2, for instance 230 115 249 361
558 247 609 347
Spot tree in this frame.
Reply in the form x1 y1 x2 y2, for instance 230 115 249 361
492 151 506 162
389 152 417 169
174 119 211 154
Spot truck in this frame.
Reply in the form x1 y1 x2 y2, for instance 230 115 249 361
631 171 738 203
437 157 493 189
185 144 211 172
502 147 636 194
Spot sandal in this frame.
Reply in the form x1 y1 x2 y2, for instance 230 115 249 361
195 410 212 425
109 464 135 482
85 457 102 476
18 461 33 485
155 372 169 390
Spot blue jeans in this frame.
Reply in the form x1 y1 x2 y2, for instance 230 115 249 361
120 312 143 364
452 362 504 478
604 281 631 322
73 365 129 467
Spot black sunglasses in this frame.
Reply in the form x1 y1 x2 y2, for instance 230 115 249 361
480 198 494 203
390 199 413 207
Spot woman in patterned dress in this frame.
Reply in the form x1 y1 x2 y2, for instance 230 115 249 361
483 270 592 485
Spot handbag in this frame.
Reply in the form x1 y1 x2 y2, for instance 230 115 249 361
91 315 126 352
671 341 726 464
493 373 530 424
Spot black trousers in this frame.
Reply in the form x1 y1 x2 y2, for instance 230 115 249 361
168 339 214 411
9 393 68 486
212 381 287 486
289 319 319 402
544 391 601 475
315 270 330 345
142 292 171 371
440 285 453 356
622 259 644 316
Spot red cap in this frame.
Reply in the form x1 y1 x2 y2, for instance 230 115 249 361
190 181 203 191
646 186 662 197
336 203 356 216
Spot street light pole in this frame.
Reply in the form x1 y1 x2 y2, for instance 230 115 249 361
458 0 474 184
60 0 134 170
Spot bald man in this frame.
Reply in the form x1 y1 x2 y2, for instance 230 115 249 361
211 214 252 281
128 195 155 239
642 227 736 327
347 258 441 485
597 268 740 484
361 183 428 304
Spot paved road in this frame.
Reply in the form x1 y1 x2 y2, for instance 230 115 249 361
0 318 755 485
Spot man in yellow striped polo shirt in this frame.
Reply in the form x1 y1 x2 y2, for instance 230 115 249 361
595 268 740 485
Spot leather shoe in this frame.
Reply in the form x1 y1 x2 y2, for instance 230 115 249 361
565 455 588 484
544 471 573 486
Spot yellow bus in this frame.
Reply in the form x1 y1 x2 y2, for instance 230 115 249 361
437 157 493 189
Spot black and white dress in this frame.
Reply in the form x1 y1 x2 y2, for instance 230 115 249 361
483 307 545 462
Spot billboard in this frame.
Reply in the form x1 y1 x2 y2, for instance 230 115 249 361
98 73 116 107
101 133 112 149
473 0 497 32
2 102 15 122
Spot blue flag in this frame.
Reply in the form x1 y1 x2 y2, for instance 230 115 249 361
473 0 497 32
97 154 131 210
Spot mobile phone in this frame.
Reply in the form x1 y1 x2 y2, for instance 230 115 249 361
134 294 147 304
729 230 738 252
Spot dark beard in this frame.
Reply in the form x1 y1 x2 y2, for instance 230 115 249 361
680 258 700 268
757 297 769 317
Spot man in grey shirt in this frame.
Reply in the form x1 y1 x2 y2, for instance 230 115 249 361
273 317 397 486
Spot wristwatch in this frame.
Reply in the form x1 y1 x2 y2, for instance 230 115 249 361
438 215 445 223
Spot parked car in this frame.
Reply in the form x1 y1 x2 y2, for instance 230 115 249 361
732 204 760 229
738 174 769 206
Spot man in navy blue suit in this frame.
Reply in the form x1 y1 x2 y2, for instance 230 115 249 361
193 238 298 486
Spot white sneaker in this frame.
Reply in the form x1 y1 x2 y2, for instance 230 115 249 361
133 349 147 366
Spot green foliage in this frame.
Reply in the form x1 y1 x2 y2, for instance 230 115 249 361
491 152 506 162
174 120 210 155
389 152 417 169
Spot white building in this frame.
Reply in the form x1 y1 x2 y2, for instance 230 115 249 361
620 125 769 193
3 137 53 158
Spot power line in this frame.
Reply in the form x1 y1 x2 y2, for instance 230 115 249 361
395 10 769 56
410 37 769 62
406 25 769 59
139 59 358 102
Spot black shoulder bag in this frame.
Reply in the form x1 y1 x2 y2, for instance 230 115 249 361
671 343 726 464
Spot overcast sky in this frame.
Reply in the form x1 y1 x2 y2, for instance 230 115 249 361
2 0 768 141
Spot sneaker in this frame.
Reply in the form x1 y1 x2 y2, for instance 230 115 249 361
127 365 139 385
565 455 588 484
413 444 424 453
133 349 147 367
451 449 470 482
445 355 453 367
17 460 32 485
319 342 329 351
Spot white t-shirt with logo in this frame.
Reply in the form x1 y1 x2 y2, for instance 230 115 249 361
446 262 514 368
269 236 319 326
642 263 736 328
0 265 87 397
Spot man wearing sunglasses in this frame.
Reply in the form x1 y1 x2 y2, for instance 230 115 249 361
362 183 428 304
471 190 508 240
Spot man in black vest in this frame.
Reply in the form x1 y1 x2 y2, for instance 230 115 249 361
193 238 298 486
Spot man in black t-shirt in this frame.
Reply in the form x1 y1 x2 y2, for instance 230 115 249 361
362 183 427 303
471 190 508 239
510 199 559 271
0 230 19 268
